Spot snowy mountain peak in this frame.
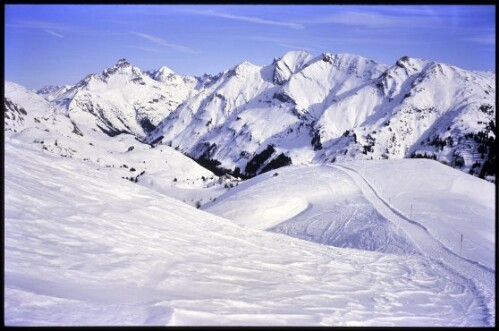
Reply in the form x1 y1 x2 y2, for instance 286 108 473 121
228 60 261 77
280 50 313 62
273 50 314 84
96 59 146 84
13 50 495 183
322 52 385 69
146 66 176 82
393 55 428 72
157 66 174 76
115 58 131 68
322 52 334 63
234 60 260 70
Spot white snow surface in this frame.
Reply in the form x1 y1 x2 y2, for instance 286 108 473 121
36 84 73 102
58 59 198 138
204 161 495 326
4 138 495 326
342 159 495 269
272 50 314 84
5 81 75 135
204 165 419 255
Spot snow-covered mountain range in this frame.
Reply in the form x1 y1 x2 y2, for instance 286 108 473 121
141 51 495 181
9 50 494 181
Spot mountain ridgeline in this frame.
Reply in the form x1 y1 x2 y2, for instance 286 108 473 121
6 51 497 181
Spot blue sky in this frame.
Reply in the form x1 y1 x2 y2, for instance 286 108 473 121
5 4 495 90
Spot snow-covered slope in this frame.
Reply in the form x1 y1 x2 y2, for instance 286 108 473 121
272 50 314 85
5 138 495 326
4 81 236 208
204 160 494 267
144 52 388 169
37 85 73 102
5 81 75 135
3 50 496 326
204 165 419 255
341 159 495 269
203 159 495 325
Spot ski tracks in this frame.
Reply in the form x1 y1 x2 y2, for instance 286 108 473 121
330 164 495 326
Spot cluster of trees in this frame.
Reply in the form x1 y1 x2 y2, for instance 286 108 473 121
311 130 322 150
478 158 495 179
424 135 454 150
195 156 231 177
463 124 496 179
468 157 497 179
244 144 276 176
139 118 156 133
261 153 292 173
122 170 146 183
468 161 482 176
193 144 291 180
479 104 494 115
409 151 437 160
453 156 465 168
362 133 375 154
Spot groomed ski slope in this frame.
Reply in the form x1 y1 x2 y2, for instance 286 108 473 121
4 138 494 326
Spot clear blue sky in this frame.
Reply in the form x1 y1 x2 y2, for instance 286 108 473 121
5 4 495 90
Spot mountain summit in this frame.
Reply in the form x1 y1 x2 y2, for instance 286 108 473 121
115 58 131 67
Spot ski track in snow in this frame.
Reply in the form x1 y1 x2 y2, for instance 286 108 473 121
330 164 495 326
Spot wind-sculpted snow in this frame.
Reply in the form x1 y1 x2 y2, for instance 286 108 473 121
204 165 419 255
4 139 494 326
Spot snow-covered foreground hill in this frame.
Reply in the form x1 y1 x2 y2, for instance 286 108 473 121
4 136 495 326
204 165 420 255
204 161 494 266
204 160 495 325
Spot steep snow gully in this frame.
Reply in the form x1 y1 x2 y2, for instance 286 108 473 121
330 164 495 325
